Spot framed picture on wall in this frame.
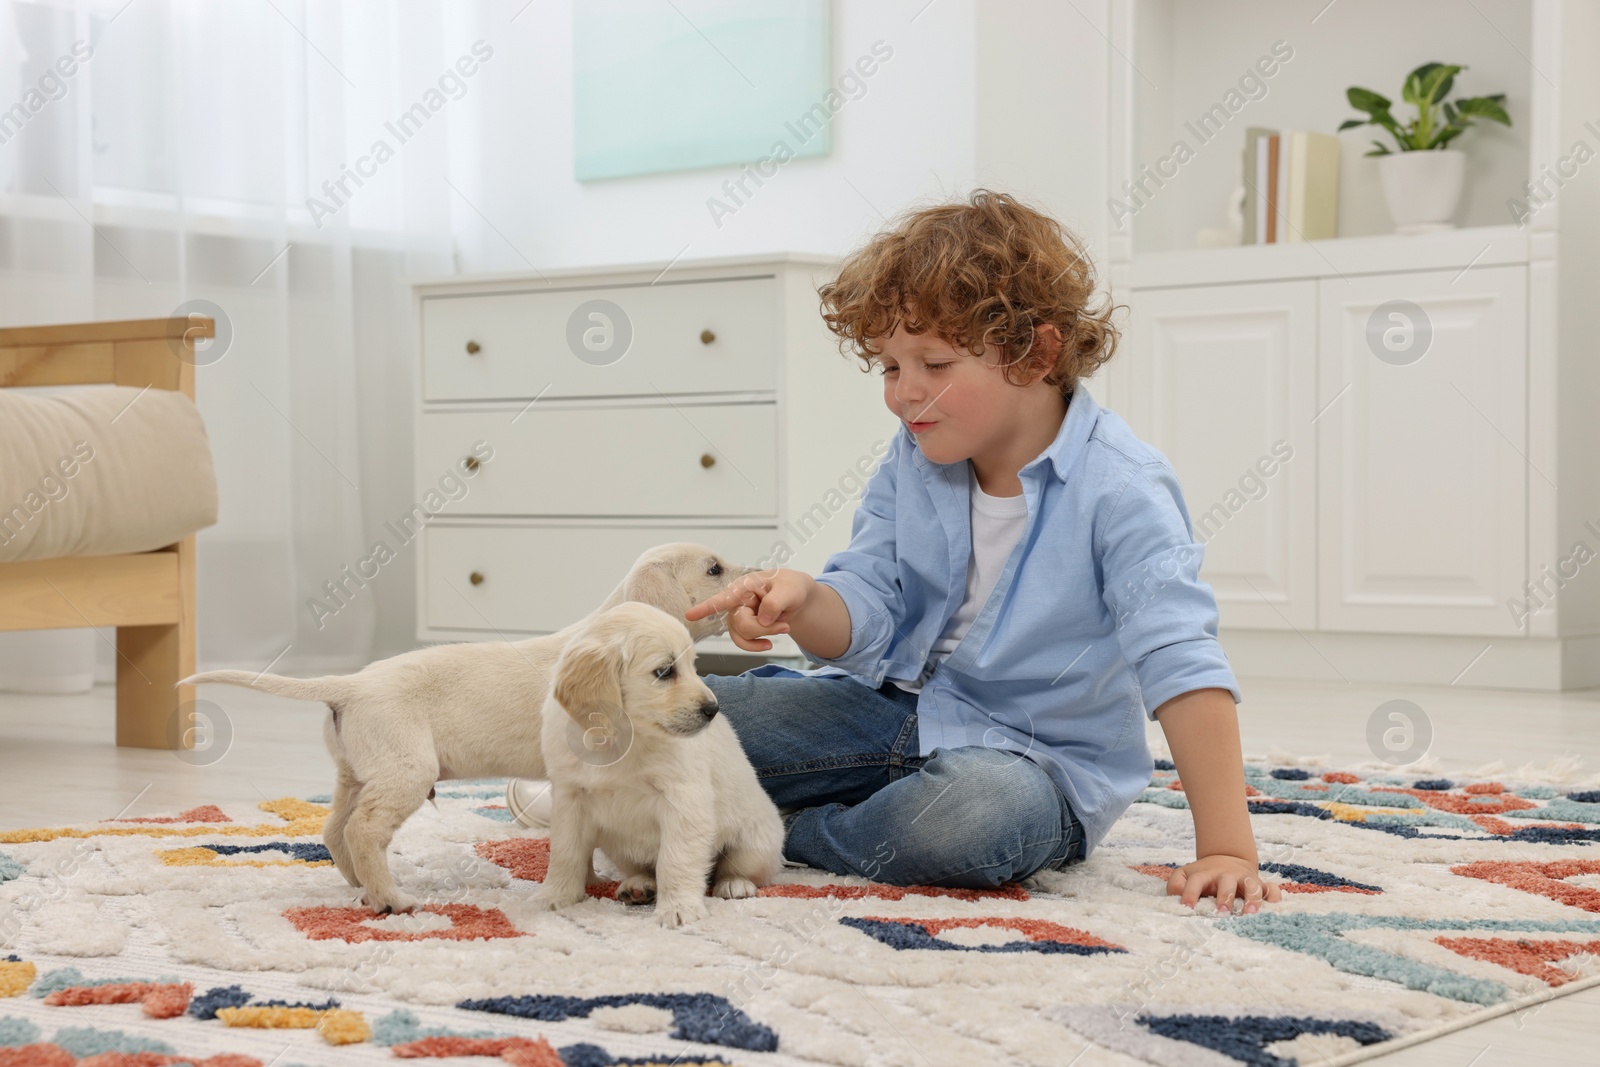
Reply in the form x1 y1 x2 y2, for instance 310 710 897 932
574 0 832 181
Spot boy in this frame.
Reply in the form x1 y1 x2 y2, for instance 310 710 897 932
527 190 1280 914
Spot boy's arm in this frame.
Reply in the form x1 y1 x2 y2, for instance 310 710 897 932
1097 461 1240 714
689 429 909 672
798 430 910 676
1155 688 1282 914
785 582 853 659
723 573 853 659
1096 460 1279 911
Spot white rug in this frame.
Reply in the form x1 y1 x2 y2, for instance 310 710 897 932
3 757 1600 1067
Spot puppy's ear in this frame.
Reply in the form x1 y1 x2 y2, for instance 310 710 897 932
552 639 622 723
622 561 690 621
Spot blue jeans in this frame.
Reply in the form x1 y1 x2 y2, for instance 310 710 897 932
703 666 1085 888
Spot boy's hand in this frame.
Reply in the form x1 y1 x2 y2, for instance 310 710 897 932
1166 854 1282 915
1154 689 1284 916
684 568 815 652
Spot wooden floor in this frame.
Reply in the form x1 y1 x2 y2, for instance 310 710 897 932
2 670 1597 1065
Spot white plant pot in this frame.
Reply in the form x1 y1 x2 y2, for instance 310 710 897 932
1377 149 1466 235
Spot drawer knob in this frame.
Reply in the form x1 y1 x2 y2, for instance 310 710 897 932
469 571 485 586
699 452 716 469
465 340 481 354
699 329 716 345
463 455 480 472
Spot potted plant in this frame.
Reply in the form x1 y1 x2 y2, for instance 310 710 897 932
1341 62 1511 234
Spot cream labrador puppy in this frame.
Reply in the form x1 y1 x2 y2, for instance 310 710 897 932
181 543 754 914
539 601 784 928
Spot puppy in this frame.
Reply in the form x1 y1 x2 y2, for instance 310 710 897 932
540 601 784 928
180 542 754 914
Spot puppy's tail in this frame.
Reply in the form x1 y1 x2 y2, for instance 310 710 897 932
179 669 353 703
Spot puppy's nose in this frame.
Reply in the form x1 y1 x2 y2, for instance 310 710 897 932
699 700 719 721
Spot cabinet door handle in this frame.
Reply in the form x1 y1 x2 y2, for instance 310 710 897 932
465 340 481 354
700 453 716 469
699 329 716 345
463 455 480 472
469 571 485 586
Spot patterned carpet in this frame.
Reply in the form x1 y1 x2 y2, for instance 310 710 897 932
2 759 1599 1067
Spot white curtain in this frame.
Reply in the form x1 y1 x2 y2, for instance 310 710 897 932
0 0 461 687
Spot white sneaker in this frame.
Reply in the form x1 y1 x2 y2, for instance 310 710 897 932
506 778 553 828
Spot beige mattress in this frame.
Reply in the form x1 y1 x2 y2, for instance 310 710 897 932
0 385 218 563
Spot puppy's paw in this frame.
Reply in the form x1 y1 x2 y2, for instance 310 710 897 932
361 889 419 915
656 896 709 928
617 874 657 905
712 876 759 900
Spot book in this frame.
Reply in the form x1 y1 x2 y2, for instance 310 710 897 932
1242 126 1277 244
1274 132 1290 241
1285 131 1340 241
1241 127 1340 244
1265 133 1281 242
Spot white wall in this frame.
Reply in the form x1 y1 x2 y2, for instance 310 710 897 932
975 0 1112 265
442 1 1108 274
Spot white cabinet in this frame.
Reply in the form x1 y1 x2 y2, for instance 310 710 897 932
1127 280 1318 632
1317 266 1528 637
1121 229 1598 689
417 401 779 518
420 277 779 401
421 523 784 635
1130 262 1531 641
411 254 899 657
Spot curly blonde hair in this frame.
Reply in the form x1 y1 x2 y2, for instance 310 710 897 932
817 189 1122 395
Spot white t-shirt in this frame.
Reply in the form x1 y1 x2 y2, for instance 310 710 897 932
893 463 1030 694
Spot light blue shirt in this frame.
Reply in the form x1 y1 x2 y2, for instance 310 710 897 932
769 382 1241 857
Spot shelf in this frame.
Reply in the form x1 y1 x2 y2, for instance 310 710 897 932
1112 0 1538 259
1126 224 1530 289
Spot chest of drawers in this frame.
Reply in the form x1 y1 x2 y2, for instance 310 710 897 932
411 253 898 657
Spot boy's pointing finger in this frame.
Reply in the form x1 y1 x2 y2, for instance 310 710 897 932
684 595 719 620
684 575 767 621
685 591 738 620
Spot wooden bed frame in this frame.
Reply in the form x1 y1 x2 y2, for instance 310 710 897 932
0 316 212 750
